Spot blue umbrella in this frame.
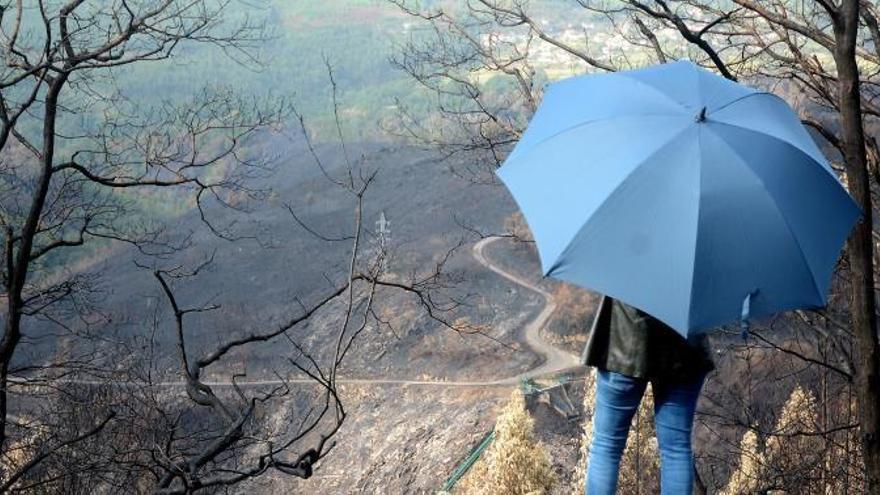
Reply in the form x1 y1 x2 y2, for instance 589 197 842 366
495 60 861 337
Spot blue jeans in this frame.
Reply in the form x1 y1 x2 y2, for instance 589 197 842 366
586 369 706 494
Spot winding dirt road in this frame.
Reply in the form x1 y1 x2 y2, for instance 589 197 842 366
471 235 580 384
14 236 580 388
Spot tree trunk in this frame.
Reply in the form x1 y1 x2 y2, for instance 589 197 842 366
834 0 880 490
0 75 65 449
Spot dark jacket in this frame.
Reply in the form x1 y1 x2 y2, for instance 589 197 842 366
581 295 715 381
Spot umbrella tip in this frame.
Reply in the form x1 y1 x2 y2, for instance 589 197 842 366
695 106 707 123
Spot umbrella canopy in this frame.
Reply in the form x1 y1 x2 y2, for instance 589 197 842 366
495 60 861 337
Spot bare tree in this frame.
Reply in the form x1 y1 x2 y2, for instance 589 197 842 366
0 1 475 491
389 0 880 490
0 0 291 486
0 0 277 452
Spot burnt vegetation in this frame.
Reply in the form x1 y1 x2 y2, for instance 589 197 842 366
0 1 480 492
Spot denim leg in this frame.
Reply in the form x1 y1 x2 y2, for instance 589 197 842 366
651 372 707 495
586 369 647 495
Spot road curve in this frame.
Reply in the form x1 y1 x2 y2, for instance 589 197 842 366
13 236 580 389
471 235 580 384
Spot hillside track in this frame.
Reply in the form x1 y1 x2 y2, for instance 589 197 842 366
15 236 582 389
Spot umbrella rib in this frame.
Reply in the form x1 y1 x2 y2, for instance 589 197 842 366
705 125 825 306
685 126 705 334
504 113 682 167
709 103 838 180
611 71 693 112
707 90 773 114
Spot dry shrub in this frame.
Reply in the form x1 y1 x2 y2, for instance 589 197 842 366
2 414 40 479
617 385 660 493
572 369 597 494
459 389 556 495
722 385 835 494
763 385 824 492
546 284 599 349
720 428 764 495
504 212 533 242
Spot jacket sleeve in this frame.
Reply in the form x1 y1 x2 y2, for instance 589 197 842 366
580 294 611 366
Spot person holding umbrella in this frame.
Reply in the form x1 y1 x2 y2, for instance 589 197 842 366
580 294 714 493
493 60 861 493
